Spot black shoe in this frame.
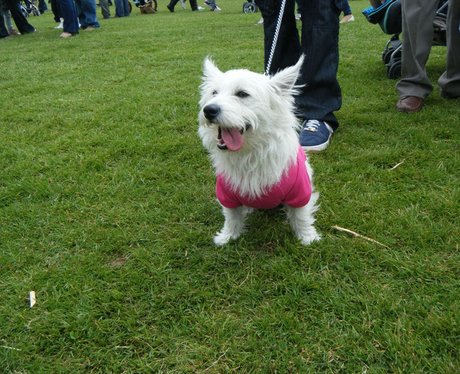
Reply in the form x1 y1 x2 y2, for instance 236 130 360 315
167 4 174 11
441 90 460 99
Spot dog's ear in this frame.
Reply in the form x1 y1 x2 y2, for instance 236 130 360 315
203 57 222 80
269 55 304 94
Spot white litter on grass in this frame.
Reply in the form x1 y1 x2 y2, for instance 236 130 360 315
29 291 36 308
1 345 22 351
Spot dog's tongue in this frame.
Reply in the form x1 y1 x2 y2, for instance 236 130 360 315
221 128 244 151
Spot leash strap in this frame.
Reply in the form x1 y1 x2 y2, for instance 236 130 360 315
265 0 287 76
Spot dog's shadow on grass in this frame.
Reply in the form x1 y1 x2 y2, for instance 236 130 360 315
227 207 303 252
196 204 314 253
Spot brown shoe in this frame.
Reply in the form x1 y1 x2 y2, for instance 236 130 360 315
396 96 424 113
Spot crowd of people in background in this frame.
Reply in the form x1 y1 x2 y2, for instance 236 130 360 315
0 0 102 38
0 0 225 39
0 0 37 37
1 0 459 120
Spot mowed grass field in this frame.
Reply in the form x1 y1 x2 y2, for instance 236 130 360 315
1 0 459 372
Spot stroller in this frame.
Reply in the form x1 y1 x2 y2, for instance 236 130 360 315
362 0 448 79
20 0 41 17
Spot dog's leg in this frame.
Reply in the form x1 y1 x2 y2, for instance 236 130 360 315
285 191 321 245
214 206 252 246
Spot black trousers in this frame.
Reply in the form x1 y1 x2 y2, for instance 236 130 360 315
5 0 36 34
255 0 342 128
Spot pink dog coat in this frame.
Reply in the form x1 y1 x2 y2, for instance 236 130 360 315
216 147 312 209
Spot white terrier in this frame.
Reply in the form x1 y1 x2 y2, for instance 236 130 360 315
198 57 321 246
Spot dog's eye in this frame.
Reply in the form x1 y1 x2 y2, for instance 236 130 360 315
235 90 249 98
212 90 218 96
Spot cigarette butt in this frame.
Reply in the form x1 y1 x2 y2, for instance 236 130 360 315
29 291 36 308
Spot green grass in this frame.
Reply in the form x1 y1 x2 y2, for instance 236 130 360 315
1 1 459 372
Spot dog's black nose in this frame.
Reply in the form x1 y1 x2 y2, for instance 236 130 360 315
203 104 221 120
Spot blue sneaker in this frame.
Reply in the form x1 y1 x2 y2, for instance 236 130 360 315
299 119 333 152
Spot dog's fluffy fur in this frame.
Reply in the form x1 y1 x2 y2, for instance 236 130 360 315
198 57 320 246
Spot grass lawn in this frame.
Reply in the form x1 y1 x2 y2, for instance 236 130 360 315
1 0 459 372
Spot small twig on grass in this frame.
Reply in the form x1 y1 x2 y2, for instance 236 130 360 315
332 225 390 249
390 160 405 170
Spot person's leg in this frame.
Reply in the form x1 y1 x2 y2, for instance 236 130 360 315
0 10 10 37
124 0 130 15
77 0 100 28
114 0 121 15
99 0 111 18
255 0 300 74
167 0 179 11
438 0 460 98
38 0 47 13
61 0 79 34
204 0 216 10
297 0 341 129
5 0 35 33
50 0 61 21
396 0 439 99
189 0 198 11
4 10 17 33
336 0 351 16
338 0 354 23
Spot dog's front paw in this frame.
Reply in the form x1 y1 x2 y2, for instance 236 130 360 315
213 231 232 246
298 230 321 246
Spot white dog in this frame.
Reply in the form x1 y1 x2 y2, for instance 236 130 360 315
198 57 321 246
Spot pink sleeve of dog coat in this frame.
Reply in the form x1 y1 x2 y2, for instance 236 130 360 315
216 175 242 208
216 147 311 209
282 147 312 208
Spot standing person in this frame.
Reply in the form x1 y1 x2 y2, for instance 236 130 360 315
75 0 100 30
337 0 354 23
396 0 460 112
255 0 342 151
59 0 79 38
114 0 129 17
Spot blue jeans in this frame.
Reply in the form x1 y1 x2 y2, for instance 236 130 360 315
75 0 100 29
255 0 341 129
61 0 79 33
115 0 130 17
335 0 351 16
